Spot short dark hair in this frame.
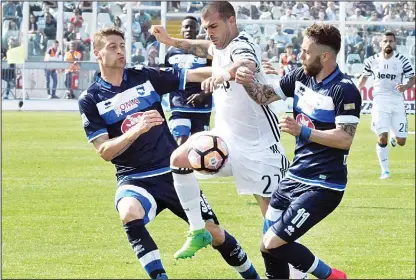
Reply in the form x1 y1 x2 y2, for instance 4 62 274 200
305 23 341 54
201 1 235 21
183 16 198 23
383 30 396 41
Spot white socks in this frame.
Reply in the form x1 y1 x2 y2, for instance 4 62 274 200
171 168 205 231
376 143 389 173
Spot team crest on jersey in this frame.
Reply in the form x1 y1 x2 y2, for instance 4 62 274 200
296 114 315 129
121 112 144 133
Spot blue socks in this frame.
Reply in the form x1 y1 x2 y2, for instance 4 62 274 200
213 231 260 279
268 242 331 279
124 219 168 279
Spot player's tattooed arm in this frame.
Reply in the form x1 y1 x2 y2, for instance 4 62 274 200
243 82 280 105
338 123 358 138
173 39 213 59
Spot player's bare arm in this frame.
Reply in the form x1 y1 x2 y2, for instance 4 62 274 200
396 76 415 92
201 59 257 93
150 25 212 59
357 75 368 89
92 110 164 161
186 66 213 83
279 115 357 150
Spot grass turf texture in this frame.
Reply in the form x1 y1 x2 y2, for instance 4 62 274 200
2 112 415 279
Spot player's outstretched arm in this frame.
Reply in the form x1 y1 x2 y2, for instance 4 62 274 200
186 66 213 83
235 66 280 105
92 110 164 161
150 25 212 59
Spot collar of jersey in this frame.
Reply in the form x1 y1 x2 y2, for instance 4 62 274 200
311 65 341 90
95 69 128 89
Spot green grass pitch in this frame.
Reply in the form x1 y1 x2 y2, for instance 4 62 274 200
2 112 415 279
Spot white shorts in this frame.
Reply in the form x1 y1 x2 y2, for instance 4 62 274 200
371 98 408 138
193 129 290 197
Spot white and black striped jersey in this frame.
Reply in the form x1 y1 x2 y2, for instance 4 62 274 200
362 51 415 99
208 32 283 151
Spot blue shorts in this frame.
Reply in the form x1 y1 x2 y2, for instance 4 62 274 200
169 112 211 137
114 172 219 226
263 178 344 242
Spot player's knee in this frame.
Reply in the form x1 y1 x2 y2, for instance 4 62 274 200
263 230 286 250
170 145 190 167
378 134 388 145
397 138 406 146
117 197 145 224
205 222 225 246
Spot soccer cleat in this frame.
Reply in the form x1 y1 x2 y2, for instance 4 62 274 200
174 228 212 259
390 137 397 147
379 171 391 179
327 268 347 279
156 273 168 279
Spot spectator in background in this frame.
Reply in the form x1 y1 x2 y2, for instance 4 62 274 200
64 22 77 43
2 20 19 47
28 13 42 55
325 2 338 20
64 41 82 99
44 40 62 99
365 36 381 58
114 16 126 32
292 2 309 18
382 8 401 22
348 8 366 21
316 9 327 21
263 37 279 60
131 47 145 65
2 1 17 19
124 15 142 41
309 1 323 19
70 8 84 32
271 25 292 53
146 44 159 67
43 12 57 41
280 8 296 23
279 43 299 76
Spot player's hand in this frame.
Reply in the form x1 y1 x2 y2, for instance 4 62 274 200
279 115 301 137
186 92 208 107
262 60 279 75
201 75 225 93
132 110 164 135
149 25 171 45
235 66 255 85
395 84 408 92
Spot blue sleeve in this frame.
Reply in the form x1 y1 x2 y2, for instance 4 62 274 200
78 92 108 143
332 81 362 124
273 67 303 99
142 66 187 96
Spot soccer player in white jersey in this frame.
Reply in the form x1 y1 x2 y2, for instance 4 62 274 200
150 2 307 279
358 31 415 179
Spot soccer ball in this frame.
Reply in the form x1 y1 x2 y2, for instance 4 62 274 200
188 135 229 174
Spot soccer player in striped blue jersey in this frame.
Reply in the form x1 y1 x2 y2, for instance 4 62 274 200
78 27 260 279
236 23 362 279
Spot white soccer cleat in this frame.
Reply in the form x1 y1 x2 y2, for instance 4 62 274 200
390 137 397 147
379 171 391 179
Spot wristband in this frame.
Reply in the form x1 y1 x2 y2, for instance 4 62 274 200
299 125 312 140
217 68 231 81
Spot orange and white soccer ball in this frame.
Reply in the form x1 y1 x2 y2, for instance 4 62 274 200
188 135 229 174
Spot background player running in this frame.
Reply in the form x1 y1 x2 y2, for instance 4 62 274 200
357 31 415 179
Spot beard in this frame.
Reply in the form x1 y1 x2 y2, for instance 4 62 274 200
303 56 323 77
384 46 393 54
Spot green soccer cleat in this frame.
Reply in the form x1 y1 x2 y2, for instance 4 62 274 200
174 228 212 259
